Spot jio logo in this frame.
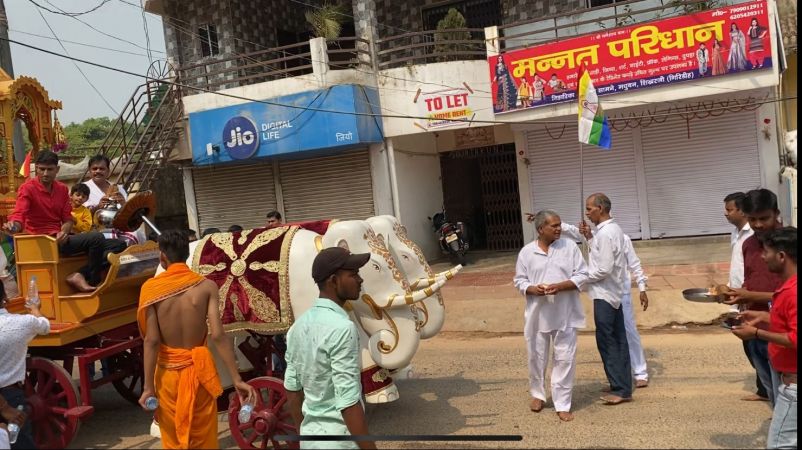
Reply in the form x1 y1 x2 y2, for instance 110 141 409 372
222 116 259 160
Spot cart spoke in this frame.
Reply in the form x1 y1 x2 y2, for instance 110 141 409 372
50 414 68 433
247 429 259 445
38 372 54 395
271 396 287 413
239 420 254 432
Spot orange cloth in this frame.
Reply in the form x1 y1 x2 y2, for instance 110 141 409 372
137 263 219 449
137 263 205 336
155 345 223 449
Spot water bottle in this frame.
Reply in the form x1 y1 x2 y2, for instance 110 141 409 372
25 276 40 309
238 403 254 424
144 396 159 411
7 405 24 444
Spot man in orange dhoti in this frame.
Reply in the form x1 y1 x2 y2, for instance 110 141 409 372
137 230 255 449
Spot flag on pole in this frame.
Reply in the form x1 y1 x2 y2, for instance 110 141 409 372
577 66 612 149
18 151 31 177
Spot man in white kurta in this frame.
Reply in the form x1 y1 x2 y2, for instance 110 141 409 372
514 210 588 422
561 224 651 388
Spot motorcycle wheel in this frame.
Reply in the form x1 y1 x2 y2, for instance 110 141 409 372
449 241 466 265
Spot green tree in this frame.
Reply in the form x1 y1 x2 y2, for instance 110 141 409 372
434 8 472 61
305 2 347 40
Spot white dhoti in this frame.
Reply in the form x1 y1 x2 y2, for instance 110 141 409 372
526 327 578 412
622 292 648 381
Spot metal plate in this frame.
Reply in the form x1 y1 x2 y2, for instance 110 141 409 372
682 288 724 303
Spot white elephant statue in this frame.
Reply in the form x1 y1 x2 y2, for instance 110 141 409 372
166 218 459 405
366 215 462 340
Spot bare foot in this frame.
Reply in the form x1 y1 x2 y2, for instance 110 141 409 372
600 394 633 405
529 398 544 412
66 273 95 293
741 394 769 402
636 379 649 388
557 411 574 422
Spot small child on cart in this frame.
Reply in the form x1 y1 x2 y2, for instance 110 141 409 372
70 184 92 234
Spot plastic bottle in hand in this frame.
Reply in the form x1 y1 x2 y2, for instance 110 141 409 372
7 405 25 444
25 277 40 309
238 402 254 424
144 396 159 411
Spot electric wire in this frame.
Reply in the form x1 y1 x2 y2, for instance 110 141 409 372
35 8 119 115
29 0 165 54
8 28 151 56
27 0 110 17
4 37 796 128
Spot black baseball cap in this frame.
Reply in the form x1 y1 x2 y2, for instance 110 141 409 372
312 247 371 283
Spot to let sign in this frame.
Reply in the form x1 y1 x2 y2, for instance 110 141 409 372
418 88 474 128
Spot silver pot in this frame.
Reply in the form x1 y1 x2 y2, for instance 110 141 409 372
94 204 121 230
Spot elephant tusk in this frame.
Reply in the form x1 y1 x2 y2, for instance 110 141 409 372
409 265 463 289
385 278 447 308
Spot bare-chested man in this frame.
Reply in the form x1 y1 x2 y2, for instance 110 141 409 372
137 230 255 449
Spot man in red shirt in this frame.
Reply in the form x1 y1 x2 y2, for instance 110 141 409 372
733 227 796 449
2 151 126 292
724 189 784 405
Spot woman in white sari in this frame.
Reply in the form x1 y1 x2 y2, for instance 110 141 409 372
82 155 144 246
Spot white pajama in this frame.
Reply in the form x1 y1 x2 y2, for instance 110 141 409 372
526 327 578 412
514 238 588 413
621 291 648 381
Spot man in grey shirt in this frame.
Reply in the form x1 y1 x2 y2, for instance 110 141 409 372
582 193 633 405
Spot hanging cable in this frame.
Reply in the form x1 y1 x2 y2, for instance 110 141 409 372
35 8 119 115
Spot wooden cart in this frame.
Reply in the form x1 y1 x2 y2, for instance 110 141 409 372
5 235 160 449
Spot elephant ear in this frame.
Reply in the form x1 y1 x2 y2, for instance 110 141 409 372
336 239 350 251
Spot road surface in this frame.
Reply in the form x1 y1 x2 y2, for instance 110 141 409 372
69 327 772 449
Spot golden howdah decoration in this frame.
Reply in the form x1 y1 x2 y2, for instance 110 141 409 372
192 226 296 334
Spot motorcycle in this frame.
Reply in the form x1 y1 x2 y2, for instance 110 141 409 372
429 210 468 265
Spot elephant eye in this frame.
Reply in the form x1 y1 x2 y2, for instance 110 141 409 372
402 255 410 261
371 262 381 271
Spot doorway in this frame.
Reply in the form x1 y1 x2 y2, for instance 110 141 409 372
440 143 523 251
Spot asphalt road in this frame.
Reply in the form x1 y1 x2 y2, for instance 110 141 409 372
69 327 772 449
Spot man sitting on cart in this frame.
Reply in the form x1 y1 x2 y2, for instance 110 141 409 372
2 150 126 292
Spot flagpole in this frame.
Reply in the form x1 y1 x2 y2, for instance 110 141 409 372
579 141 584 220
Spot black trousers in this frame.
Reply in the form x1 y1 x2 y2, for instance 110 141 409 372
594 299 633 398
59 232 127 285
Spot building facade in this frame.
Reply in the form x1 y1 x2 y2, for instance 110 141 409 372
145 0 792 258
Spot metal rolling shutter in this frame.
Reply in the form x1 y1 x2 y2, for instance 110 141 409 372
192 162 277 231
525 126 643 238
279 149 375 222
641 111 761 238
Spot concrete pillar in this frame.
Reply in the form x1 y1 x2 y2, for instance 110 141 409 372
309 37 330 86
181 167 199 233
368 142 394 216
352 0 379 70
485 25 500 59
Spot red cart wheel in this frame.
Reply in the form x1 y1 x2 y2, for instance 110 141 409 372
228 376 298 449
25 357 81 449
109 346 144 405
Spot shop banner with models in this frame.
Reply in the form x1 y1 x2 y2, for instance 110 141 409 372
490 0 773 113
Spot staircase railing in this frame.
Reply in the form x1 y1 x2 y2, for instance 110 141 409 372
87 67 183 194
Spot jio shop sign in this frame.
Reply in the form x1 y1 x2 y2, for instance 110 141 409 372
418 88 474 129
189 85 383 165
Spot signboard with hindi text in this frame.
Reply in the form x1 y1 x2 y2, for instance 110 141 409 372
489 0 773 114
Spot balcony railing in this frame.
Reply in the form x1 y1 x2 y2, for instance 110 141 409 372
174 0 757 91
375 29 487 70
